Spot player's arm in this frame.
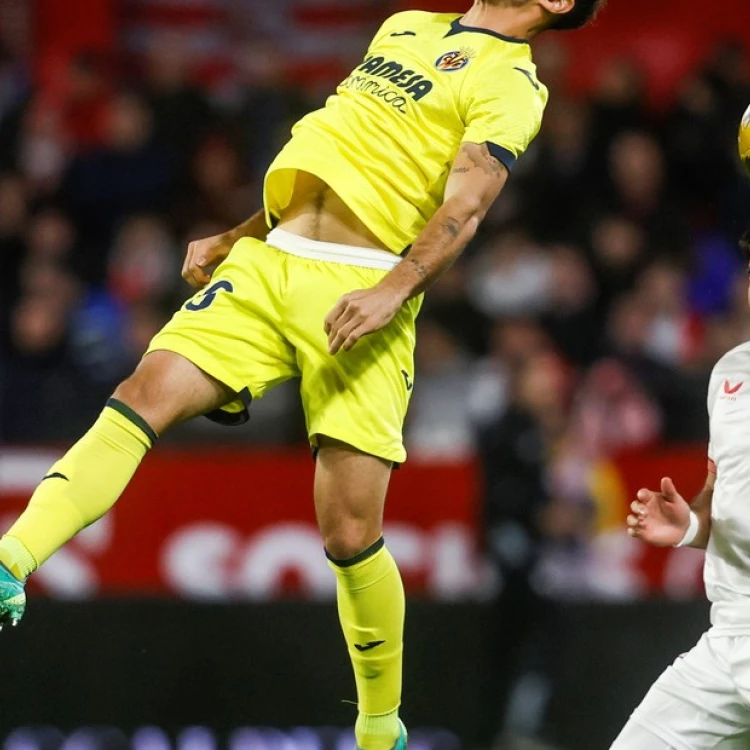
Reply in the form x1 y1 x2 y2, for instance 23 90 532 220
182 208 268 288
385 142 509 298
627 471 714 550
325 142 507 354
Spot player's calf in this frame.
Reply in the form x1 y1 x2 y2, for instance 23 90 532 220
315 439 406 750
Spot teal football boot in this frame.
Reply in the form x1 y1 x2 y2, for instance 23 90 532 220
356 720 407 750
0 563 26 629
393 720 407 750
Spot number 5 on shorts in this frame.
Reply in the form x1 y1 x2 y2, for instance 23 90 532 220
185 280 234 311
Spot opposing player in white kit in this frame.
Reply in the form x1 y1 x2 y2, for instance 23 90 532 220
610 232 750 749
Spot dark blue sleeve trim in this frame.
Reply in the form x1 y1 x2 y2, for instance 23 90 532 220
486 142 517 171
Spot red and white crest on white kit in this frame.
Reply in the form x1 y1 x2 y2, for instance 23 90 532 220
724 380 744 395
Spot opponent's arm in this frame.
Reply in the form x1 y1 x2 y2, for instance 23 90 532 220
687 474 714 549
325 142 508 354
627 472 714 550
182 208 269 288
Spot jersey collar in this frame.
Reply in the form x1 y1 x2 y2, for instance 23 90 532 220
446 17 530 45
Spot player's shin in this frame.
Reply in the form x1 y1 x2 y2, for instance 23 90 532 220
328 538 405 750
0 398 157 579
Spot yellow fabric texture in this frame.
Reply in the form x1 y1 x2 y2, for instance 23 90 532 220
355 710 401 750
265 10 548 253
148 239 420 463
330 544 405 739
0 406 152 578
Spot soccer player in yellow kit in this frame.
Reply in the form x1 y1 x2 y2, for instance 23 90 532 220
0 1 605 747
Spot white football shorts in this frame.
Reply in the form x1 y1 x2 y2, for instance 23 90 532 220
610 632 750 750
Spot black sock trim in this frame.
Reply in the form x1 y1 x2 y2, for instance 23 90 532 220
326 536 385 568
106 398 159 447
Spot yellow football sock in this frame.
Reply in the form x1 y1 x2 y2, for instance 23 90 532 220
0 399 156 579
328 538 404 750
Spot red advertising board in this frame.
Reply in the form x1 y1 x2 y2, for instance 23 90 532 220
0 448 481 600
0 444 708 600
598 446 707 598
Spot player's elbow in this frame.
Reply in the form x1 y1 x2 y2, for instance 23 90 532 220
465 203 489 243
449 195 488 234
464 213 482 241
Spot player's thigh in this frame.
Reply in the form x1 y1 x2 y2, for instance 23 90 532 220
114 350 234 434
615 633 750 750
288 259 421 465
610 721 679 750
612 721 750 750
147 238 298 407
314 436 393 557
727 634 750 706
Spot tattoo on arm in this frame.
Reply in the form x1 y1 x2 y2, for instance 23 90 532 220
391 144 507 298
442 217 461 239
468 144 505 176
407 257 430 282
403 218 459 286
451 143 505 177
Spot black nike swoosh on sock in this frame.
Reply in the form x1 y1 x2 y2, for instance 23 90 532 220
354 640 386 652
42 472 69 482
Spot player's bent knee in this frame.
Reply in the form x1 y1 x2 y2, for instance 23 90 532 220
323 521 382 562
111 351 230 435
111 372 173 436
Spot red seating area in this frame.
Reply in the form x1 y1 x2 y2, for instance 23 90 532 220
28 0 750 106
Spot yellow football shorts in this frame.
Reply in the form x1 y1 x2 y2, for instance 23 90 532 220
147 237 421 463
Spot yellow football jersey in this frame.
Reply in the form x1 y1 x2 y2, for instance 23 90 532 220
264 10 549 254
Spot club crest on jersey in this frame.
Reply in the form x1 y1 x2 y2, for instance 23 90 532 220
435 49 474 72
720 379 744 401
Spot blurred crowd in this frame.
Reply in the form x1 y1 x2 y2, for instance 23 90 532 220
0 38 309 441
1 26 750 461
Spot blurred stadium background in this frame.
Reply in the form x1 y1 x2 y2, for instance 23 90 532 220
1 0 750 748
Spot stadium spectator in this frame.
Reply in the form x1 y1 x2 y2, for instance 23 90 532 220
228 41 310 180
142 36 213 177
62 91 175 284
475 352 574 749
406 319 476 459
171 135 255 234
0 173 27 328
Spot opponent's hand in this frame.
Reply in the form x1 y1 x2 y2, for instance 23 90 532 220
324 285 405 354
627 477 692 547
182 233 233 289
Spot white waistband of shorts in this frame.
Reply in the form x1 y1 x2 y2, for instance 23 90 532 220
265 228 401 271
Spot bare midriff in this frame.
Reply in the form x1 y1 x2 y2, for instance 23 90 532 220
276 171 390 251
